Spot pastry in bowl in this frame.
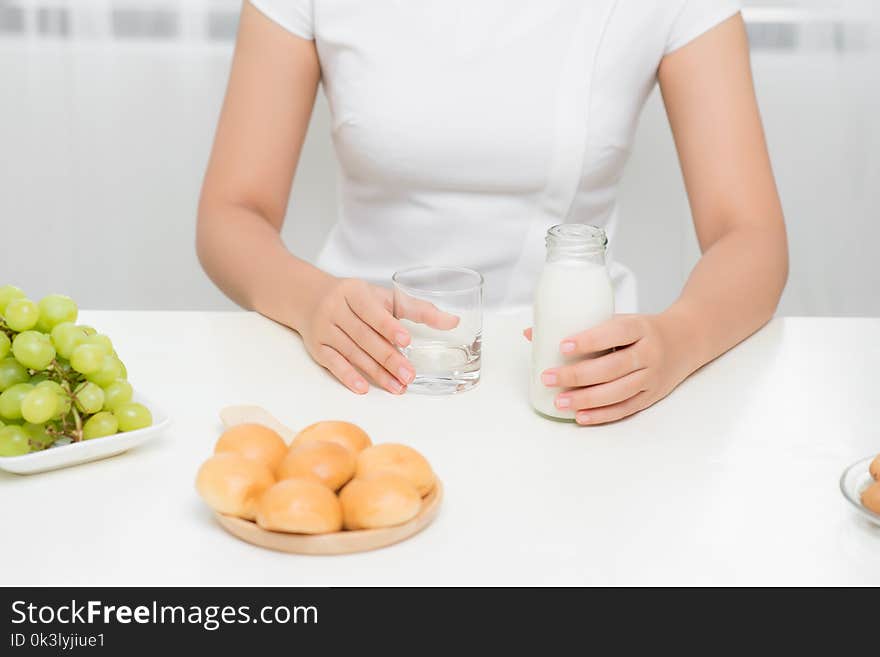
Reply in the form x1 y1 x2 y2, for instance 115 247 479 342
356 443 435 496
277 441 356 491
291 420 372 455
215 423 287 471
201 411 443 553
870 454 880 481
256 479 343 534
862 481 880 514
196 453 275 521
339 473 422 530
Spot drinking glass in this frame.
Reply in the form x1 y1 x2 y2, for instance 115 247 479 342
392 266 483 394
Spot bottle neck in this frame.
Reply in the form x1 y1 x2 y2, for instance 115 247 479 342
545 224 607 266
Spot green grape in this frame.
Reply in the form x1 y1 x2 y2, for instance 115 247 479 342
0 425 30 456
23 422 55 450
81 334 113 356
12 331 56 370
0 285 25 316
0 358 29 392
102 379 132 411
86 355 124 388
35 294 78 332
74 381 104 414
36 380 71 416
0 333 9 360
119 360 128 379
82 411 118 440
0 383 34 420
21 386 59 424
51 322 88 360
114 402 152 432
29 373 49 385
70 344 105 375
4 298 39 332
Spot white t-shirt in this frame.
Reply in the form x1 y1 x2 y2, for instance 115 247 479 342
250 0 741 312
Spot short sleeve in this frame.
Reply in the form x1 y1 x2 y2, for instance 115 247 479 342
249 0 314 40
665 0 742 54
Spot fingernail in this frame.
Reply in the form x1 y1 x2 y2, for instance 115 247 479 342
577 412 591 424
556 396 571 409
395 332 409 346
389 379 404 394
541 372 558 386
560 341 576 354
398 367 414 384
353 380 368 393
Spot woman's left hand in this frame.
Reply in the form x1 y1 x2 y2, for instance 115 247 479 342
524 313 698 425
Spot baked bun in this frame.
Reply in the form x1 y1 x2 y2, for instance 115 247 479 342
256 479 343 534
356 443 435 496
215 423 287 471
861 481 880 514
277 441 355 491
291 421 372 455
339 474 422 530
196 453 275 520
870 454 880 481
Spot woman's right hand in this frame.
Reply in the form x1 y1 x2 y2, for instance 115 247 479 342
299 276 458 395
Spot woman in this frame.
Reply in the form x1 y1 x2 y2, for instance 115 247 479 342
197 1 788 425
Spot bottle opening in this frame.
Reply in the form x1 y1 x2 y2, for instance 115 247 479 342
545 224 607 258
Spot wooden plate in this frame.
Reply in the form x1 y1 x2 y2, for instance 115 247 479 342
213 405 444 554
215 480 443 555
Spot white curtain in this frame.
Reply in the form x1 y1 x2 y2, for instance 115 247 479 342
1 1 878 314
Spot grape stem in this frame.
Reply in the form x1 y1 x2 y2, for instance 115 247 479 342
57 378 85 442
71 406 83 442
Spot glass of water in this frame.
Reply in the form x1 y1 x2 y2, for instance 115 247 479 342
392 266 483 394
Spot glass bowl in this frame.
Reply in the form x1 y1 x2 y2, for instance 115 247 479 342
839 456 880 527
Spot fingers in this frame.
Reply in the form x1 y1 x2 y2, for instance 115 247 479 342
374 286 394 313
337 313 415 388
574 391 653 426
346 281 412 348
554 369 648 413
314 344 369 395
560 316 644 357
523 327 533 341
542 345 643 388
329 327 408 395
395 293 460 330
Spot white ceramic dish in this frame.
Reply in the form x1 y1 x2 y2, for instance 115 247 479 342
839 456 880 527
0 394 169 475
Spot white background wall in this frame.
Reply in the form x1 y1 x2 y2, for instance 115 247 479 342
1 0 878 315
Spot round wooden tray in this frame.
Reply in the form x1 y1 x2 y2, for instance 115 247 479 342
215 480 444 555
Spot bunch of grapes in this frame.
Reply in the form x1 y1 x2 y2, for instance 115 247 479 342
0 285 152 457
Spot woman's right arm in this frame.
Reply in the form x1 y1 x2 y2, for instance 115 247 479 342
197 2 428 395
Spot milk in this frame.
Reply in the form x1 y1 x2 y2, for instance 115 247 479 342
530 226 614 419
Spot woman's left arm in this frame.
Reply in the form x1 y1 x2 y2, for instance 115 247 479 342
537 13 789 425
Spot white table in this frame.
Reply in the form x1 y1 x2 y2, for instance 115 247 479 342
2 312 878 586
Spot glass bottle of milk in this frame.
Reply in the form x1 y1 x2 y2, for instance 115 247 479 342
530 224 614 420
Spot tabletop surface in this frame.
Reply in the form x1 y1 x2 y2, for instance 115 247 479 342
2 311 878 586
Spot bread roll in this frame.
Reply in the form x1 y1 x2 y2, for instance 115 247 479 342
339 474 422 530
215 423 287 471
277 441 355 491
870 454 880 481
196 453 274 520
356 443 435 496
256 479 343 534
291 421 372 455
861 481 880 514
